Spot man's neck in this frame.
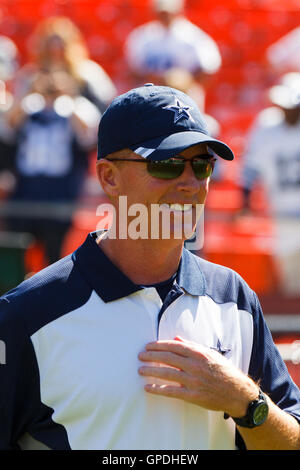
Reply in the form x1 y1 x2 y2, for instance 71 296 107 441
98 235 183 285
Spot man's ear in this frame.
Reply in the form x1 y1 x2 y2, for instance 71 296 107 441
96 160 120 199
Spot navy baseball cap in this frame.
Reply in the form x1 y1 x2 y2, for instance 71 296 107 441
97 84 234 161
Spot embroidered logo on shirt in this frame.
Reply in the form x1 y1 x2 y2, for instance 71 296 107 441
163 99 193 123
210 339 231 356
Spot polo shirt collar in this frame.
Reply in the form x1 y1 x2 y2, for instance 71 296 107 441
72 232 206 302
177 247 206 296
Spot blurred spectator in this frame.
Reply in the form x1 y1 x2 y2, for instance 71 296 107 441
2 68 101 265
162 66 205 110
0 36 19 201
0 35 18 85
240 72 300 295
14 16 116 114
124 0 221 109
267 27 300 75
0 17 115 266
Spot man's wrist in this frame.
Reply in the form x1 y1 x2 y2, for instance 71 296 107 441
224 379 260 419
224 385 269 429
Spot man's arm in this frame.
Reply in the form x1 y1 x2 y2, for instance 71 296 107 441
0 298 40 449
238 395 300 450
138 338 300 450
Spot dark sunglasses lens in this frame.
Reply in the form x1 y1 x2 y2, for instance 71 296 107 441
147 160 184 179
192 160 214 179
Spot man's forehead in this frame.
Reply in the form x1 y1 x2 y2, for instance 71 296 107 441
103 148 137 160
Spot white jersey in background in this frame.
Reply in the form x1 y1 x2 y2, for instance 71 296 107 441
242 106 300 218
125 17 222 76
241 106 300 294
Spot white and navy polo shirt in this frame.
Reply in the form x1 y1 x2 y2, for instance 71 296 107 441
1 232 300 450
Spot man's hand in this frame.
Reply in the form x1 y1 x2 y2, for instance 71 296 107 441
139 337 300 450
138 337 259 418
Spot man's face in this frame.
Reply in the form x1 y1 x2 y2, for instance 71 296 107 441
156 10 176 27
112 143 212 243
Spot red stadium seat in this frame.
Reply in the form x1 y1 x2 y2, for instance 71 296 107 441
204 216 279 294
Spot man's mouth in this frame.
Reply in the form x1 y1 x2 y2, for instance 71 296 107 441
160 203 193 212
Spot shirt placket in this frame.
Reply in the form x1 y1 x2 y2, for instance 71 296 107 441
139 287 163 340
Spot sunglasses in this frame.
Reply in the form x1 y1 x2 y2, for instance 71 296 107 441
105 154 216 180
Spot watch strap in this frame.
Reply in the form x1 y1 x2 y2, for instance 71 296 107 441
224 388 269 428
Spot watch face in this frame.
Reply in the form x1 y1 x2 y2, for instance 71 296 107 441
253 403 269 426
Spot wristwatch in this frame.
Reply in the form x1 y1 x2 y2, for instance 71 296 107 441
225 388 269 428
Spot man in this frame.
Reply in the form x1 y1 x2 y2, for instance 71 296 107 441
240 72 300 294
2 69 101 266
0 84 299 450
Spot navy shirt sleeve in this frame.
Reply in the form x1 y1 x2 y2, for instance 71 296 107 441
249 292 300 423
0 297 41 449
0 256 78 450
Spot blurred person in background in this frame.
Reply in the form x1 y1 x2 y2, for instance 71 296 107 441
239 72 300 295
14 16 116 114
0 16 114 266
267 26 300 76
0 35 18 85
124 0 221 110
2 67 101 266
162 66 212 113
0 35 19 204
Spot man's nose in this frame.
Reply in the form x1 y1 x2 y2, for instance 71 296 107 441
176 161 203 193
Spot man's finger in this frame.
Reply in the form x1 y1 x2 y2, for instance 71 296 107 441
138 365 189 385
138 350 189 370
143 383 189 400
144 339 208 360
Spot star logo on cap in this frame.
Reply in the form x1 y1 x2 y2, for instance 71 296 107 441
163 99 193 123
